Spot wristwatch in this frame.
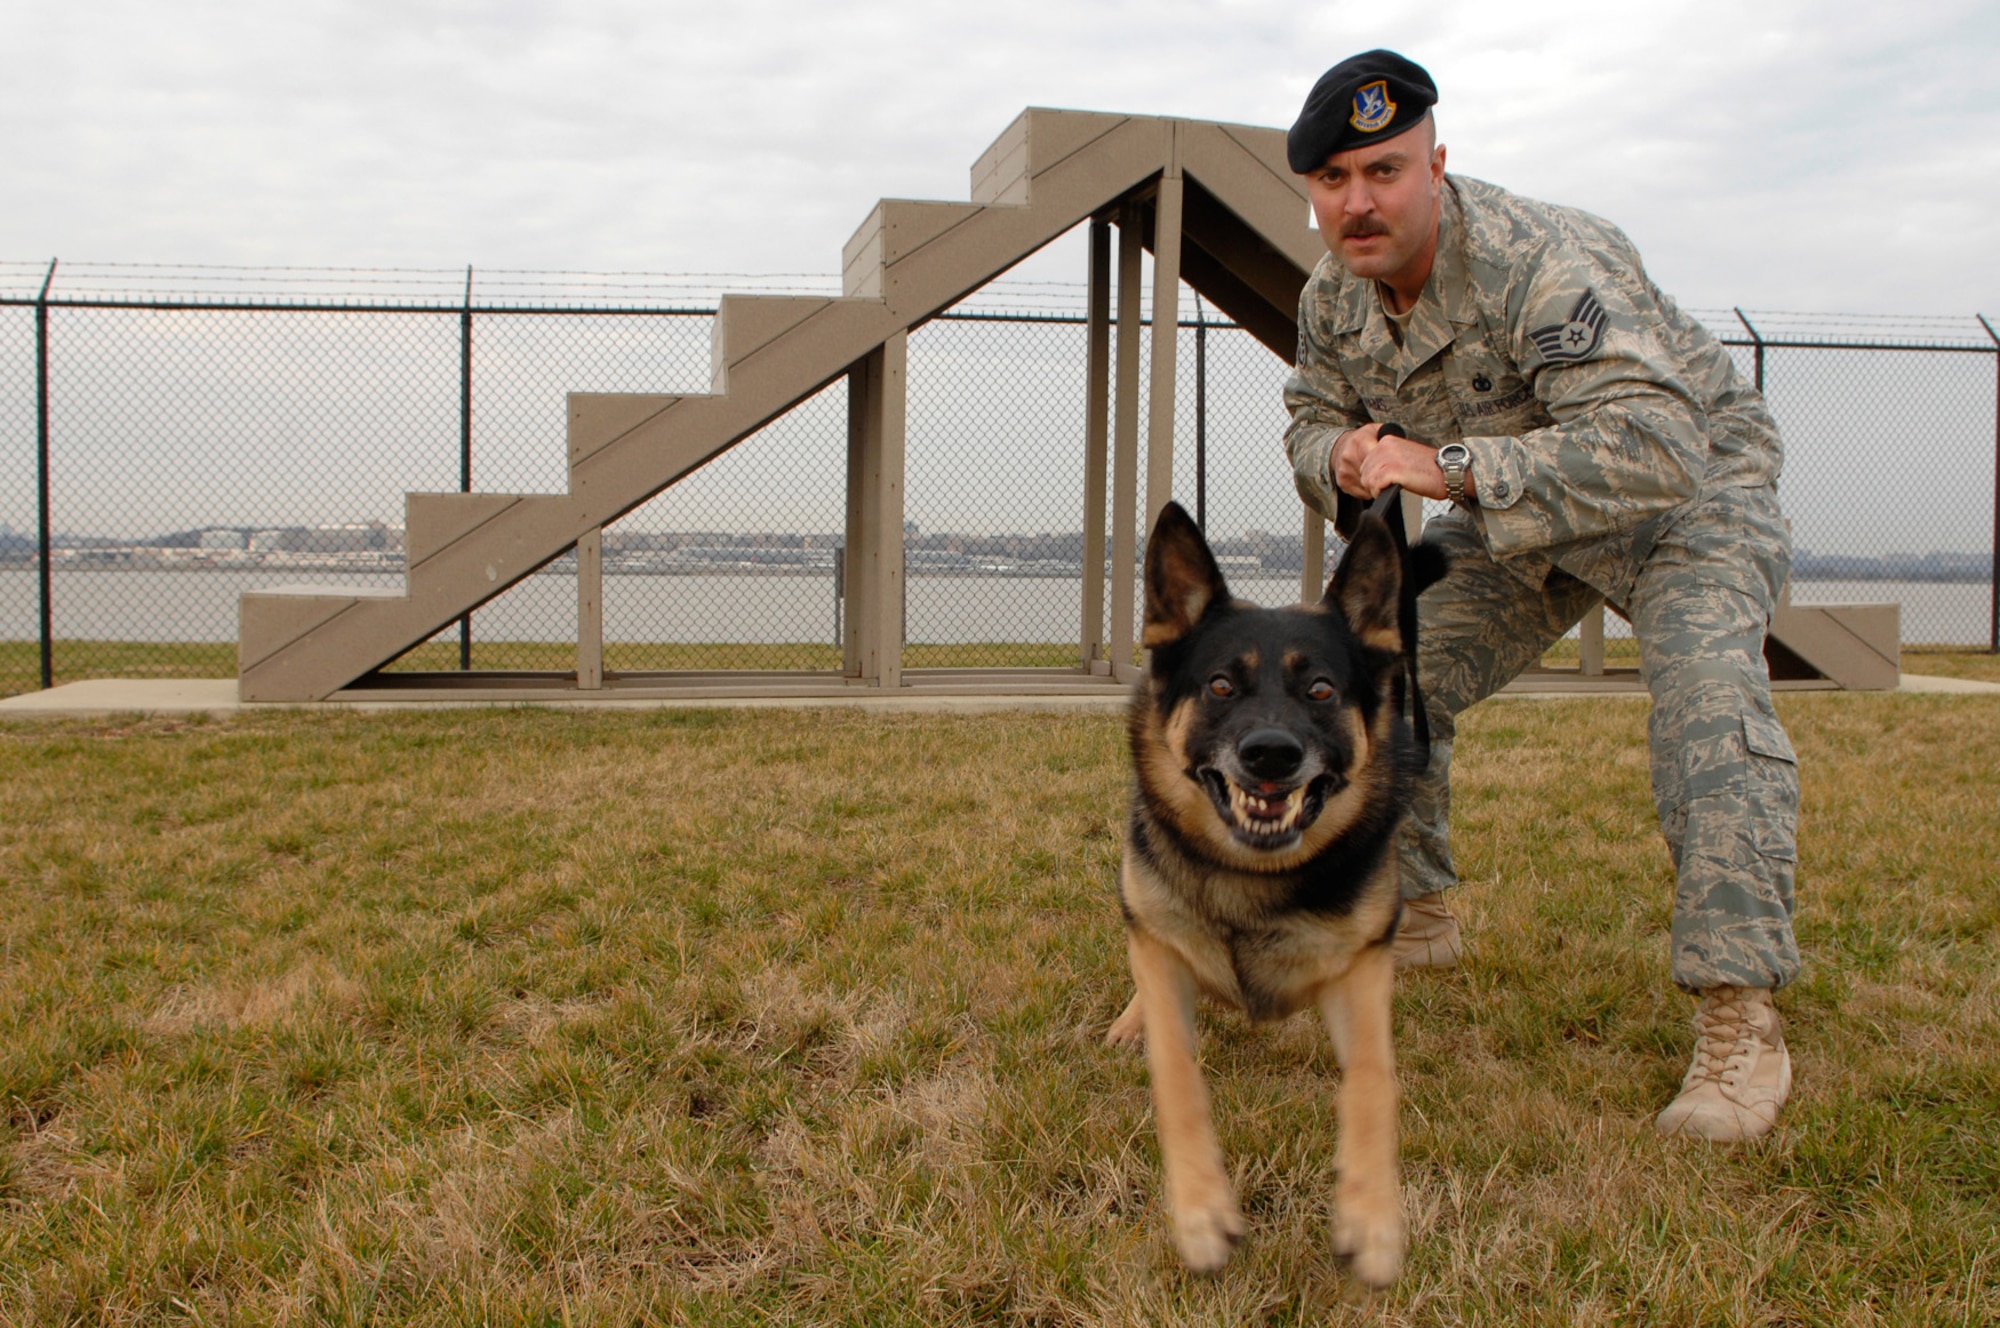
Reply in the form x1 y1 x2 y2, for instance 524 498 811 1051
1436 442 1472 506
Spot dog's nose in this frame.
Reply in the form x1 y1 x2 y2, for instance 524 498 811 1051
1238 728 1305 782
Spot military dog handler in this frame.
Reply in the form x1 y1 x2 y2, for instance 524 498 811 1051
1283 50 1801 1141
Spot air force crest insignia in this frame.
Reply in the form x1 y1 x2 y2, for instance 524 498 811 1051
1530 290 1608 363
1349 80 1397 133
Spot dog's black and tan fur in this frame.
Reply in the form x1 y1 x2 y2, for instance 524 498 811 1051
1107 500 1425 1286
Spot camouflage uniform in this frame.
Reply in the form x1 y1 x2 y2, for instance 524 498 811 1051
1284 175 1801 992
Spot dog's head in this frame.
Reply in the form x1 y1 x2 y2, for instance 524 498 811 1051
1131 501 1411 873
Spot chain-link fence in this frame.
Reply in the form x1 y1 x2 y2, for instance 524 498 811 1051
3 259 1996 697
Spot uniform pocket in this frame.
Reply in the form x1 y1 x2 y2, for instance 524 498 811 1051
1742 709 1797 765
1741 711 1798 861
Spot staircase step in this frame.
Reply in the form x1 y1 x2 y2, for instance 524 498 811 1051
403 493 525 569
404 493 574 593
568 393 681 470
239 585 401 674
971 108 1128 205
843 200 986 298
710 295 833 393
1770 602 1900 690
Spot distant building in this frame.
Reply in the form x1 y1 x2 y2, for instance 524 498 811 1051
199 529 247 550
295 522 391 553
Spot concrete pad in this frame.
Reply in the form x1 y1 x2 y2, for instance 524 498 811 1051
5 673 1995 721
0 679 244 716
0 678 1138 719
1897 673 2000 695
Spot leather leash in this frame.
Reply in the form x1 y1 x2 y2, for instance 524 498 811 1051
1338 422 1437 765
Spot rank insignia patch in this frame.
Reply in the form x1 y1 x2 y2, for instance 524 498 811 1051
1530 290 1608 363
1349 80 1397 133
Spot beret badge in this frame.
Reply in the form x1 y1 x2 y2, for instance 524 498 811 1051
1349 80 1397 133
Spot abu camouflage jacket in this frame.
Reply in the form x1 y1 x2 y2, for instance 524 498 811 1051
1284 174 1782 600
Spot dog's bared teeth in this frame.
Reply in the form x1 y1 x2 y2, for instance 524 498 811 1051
1226 781 1302 830
1276 787 1303 831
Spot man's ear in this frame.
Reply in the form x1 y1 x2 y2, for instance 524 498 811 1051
1323 514 1403 653
1143 502 1229 649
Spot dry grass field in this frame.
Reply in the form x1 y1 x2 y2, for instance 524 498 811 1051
5 640 1997 701
1 693 1996 1325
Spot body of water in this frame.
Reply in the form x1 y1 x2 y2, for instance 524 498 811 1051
0 569 1991 648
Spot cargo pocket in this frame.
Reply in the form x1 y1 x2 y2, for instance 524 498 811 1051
1741 710 1798 862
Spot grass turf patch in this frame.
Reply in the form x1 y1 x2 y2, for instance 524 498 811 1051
1900 645 2000 684
0 696 1996 1324
8 638 1990 702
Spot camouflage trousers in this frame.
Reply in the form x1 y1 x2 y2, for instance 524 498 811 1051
1402 482 1802 991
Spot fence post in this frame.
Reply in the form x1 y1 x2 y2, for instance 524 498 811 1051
1194 292 1207 532
34 258 56 690
1108 201 1144 680
832 546 844 652
1080 216 1111 672
458 264 473 669
1982 314 1999 653
1734 307 1765 392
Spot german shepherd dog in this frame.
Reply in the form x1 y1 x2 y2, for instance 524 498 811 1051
1105 500 1431 1287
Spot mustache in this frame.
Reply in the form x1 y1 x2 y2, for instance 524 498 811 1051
1339 217 1391 239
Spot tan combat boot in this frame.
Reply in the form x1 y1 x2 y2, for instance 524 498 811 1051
1392 892 1462 971
1655 985 1792 1141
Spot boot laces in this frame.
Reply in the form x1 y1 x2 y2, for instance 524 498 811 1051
1687 988 1758 1089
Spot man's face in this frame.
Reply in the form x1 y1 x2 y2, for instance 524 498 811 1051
1303 120 1446 286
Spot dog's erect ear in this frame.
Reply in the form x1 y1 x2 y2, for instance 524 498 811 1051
1143 502 1229 648
1324 514 1403 653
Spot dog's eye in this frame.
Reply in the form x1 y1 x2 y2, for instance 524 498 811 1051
1208 675 1236 699
1306 679 1335 702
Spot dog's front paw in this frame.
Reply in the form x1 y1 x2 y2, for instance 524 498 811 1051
1105 994 1145 1047
1331 1186 1405 1288
1169 1175 1245 1273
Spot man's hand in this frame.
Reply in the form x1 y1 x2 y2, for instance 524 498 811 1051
1331 424 1451 502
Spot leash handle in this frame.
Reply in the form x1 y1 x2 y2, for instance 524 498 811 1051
1331 422 1409 540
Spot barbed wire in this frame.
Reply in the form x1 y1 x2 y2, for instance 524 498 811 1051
3 260 1995 344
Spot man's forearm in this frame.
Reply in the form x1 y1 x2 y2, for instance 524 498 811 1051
1287 419 1348 520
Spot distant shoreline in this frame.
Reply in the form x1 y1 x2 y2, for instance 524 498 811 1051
0 556 1992 584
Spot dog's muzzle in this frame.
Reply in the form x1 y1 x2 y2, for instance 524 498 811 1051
1197 766 1343 850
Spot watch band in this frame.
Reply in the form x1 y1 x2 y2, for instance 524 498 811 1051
1437 443 1471 506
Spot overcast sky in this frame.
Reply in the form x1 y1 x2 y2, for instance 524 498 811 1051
6 0 1998 316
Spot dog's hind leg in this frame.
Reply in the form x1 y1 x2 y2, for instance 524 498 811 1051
1105 989 1145 1046
1318 939 1406 1288
1127 925 1244 1272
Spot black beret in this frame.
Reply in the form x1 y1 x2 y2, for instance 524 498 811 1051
1286 50 1438 173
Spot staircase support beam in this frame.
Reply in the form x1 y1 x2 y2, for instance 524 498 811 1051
577 528 603 689
844 334 908 688
1579 602 1605 676
1146 158 1184 531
